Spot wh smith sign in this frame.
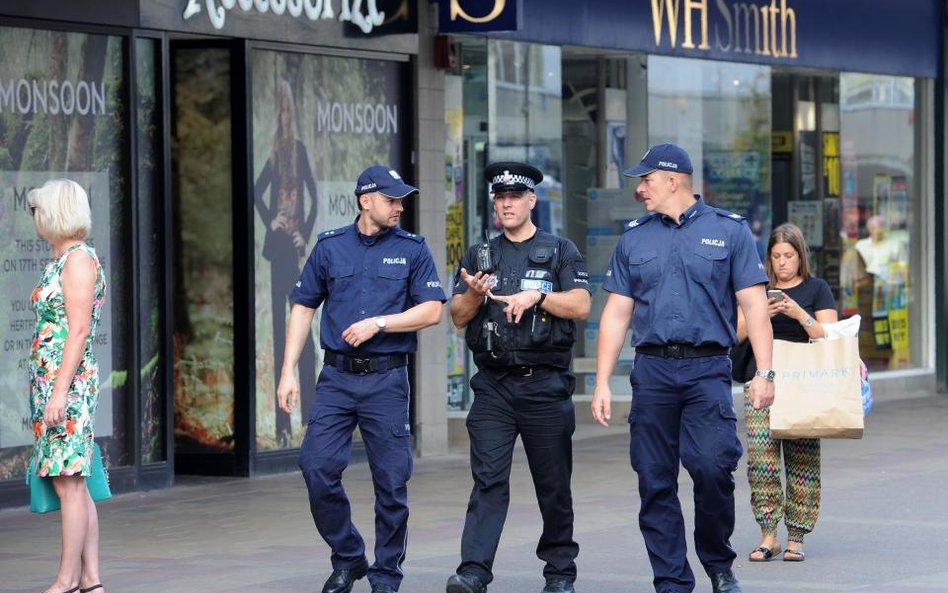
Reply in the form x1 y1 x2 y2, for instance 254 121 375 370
458 0 938 78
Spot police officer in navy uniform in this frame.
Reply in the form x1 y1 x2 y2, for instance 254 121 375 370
277 165 446 593
591 144 775 593
446 162 591 593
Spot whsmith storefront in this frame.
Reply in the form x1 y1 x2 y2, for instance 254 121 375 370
437 0 944 420
0 0 440 507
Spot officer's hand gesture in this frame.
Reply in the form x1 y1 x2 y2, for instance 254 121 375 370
342 318 382 348
458 267 494 297
488 290 542 324
277 369 299 414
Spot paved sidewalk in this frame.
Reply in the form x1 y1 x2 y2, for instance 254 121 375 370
2 395 948 593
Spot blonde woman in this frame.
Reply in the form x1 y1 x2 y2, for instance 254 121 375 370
28 179 108 593
736 223 837 563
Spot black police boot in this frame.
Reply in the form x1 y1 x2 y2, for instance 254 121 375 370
541 578 575 593
446 572 487 593
322 560 369 593
710 570 742 593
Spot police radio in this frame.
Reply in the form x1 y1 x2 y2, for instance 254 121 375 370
475 241 495 275
483 320 499 357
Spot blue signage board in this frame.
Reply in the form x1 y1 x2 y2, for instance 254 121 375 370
474 0 939 78
440 0 521 33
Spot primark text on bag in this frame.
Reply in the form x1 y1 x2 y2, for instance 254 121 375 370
769 336 864 439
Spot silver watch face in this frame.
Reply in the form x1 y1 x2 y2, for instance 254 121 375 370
757 369 775 381
376 317 387 329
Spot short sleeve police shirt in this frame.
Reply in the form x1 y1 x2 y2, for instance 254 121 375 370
603 197 766 347
291 224 446 354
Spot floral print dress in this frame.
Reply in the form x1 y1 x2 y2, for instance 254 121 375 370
30 243 107 477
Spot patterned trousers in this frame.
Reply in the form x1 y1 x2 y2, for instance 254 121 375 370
743 386 821 542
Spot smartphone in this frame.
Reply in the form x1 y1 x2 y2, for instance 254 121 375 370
767 289 784 301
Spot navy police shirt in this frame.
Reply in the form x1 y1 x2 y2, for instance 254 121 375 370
603 196 767 348
290 223 447 355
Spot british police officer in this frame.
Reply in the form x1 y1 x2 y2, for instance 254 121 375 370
277 165 446 593
446 162 591 593
591 144 775 593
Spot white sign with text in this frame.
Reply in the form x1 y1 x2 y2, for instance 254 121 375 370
0 171 113 447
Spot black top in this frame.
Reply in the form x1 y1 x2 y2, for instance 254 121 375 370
734 276 836 382
772 276 836 343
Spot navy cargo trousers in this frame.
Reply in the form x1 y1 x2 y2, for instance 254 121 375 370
628 353 743 593
298 363 412 590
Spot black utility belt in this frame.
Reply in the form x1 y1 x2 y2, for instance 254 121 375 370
637 343 728 359
484 364 560 377
324 350 408 374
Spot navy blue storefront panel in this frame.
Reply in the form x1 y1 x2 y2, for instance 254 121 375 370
462 0 939 78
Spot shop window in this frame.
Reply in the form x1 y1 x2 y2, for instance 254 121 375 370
648 56 773 241
0 26 128 479
136 37 165 463
250 49 410 447
487 41 563 234
445 40 562 413
839 74 919 371
171 47 235 456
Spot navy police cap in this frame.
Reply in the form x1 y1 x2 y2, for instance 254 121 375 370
355 165 419 198
623 143 694 177
484 161 543 193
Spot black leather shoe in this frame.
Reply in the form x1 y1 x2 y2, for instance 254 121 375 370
542 578 575 593
322 561 368 593
710 570 742 593
446 572 487 593
371 584 397 593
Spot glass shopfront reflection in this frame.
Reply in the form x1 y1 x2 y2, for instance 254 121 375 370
839 74 919 371
446 41 930 414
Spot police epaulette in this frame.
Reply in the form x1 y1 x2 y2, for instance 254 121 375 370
625 213 656 231
394 228 425 243
711 208 746 223
318 226 350 240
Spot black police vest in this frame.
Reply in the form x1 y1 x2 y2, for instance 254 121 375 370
466 230 576 369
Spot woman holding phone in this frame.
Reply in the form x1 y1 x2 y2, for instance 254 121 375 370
736 223 837 563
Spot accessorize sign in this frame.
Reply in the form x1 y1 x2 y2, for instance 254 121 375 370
183 0 389 34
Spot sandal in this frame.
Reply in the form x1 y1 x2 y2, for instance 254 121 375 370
783 548 806 562
80 586 104 593
43 587 79 593
748 544 781 562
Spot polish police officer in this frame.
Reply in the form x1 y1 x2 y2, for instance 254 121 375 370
591 144 775 593
446 162 591 593
277 165 446 593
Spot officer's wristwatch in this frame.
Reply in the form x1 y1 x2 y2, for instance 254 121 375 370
804 316 815 327
536 290 547 307
375 316 387 331
755 369 776 382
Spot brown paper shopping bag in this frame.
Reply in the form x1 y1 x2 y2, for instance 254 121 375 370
769 336 864 439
